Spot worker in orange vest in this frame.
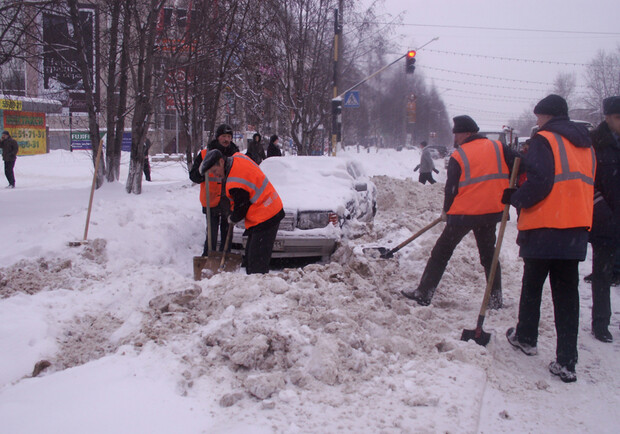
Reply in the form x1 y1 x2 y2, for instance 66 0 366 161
189 124 240 256
201 149 284 274
401 115 519 309
502 94 594 383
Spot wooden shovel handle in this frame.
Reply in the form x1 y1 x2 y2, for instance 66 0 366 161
478 157 521 317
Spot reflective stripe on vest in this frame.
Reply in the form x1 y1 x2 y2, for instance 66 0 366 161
517 131 595 231
226 153 283 228
199 149 223 208
448 139 509 215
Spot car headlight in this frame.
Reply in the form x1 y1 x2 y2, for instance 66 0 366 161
297 211 338 229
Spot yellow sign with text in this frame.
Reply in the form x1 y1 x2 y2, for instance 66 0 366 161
2 110 47 155
0 99 23 111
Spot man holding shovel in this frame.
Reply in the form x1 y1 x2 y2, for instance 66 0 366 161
201 149 284 274
503 95 594 383
401 115 519 309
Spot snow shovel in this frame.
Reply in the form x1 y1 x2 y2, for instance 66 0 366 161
68 138 104 247
363 216 443 259
192 222 242 280
461 157 521 346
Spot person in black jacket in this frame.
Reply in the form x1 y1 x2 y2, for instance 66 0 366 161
246 132 266 165
1 130 19 188
267 134 282 158
587 96 620 342
143 138 152 182
189 124 240 255
401 115 519 309
503 95 594 383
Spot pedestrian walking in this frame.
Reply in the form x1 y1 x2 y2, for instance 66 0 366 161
413 141 439 184
0 130 18 188
401 115 518 309
503 94 594 383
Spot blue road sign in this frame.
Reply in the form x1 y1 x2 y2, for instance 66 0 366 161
343 91 360 108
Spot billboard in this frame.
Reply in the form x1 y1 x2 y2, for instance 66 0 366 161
42 5 99 112
1 110 47 155
71 131 131 152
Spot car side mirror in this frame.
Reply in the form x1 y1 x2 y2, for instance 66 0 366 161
354 182 367 192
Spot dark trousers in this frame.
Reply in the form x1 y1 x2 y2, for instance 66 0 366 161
417 222 501 299
516 258 579 369
245 220 280 274
418 172 436 184
4 160 15 186
591 243 615 328
143 159 151 181
203 206 230 255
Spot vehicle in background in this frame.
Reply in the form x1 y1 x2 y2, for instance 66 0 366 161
530 120 594 137
230 156 377 262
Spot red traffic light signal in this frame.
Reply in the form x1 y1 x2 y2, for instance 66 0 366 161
406 50 416 74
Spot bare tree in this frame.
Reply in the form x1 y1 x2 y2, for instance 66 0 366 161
67 0 105 187
552 72 577 107
583 47 620 120
125 0 166 195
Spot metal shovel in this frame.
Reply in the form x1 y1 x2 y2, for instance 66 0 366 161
363 216 444 259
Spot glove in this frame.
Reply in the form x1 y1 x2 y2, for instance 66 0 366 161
433 168 439 174
413 165 419 172
501 187 517 205
440 210 447 222
227 215 238 225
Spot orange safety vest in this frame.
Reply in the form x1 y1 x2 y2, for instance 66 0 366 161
518 131 595 231
199 149 223 208
225 153 283 229
448 139 509 215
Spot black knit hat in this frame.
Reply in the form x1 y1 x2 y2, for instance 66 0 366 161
534 94 568 117
452 115 479 133
270 134 278 143
603 96 620 115
1 130 9 136
201 149 223 172
215 124 233 138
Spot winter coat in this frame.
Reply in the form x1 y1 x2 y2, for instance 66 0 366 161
509 116 593 260
189 139 240 212
246 140 266 165
443 134 518 226
589 120 620 246
0 136 19 162
267 137 282 157
417 147 435 173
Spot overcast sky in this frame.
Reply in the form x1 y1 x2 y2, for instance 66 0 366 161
356 0 620 129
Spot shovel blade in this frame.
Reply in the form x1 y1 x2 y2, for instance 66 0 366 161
362 247 393 259
193 253 243 280
461 327 491 346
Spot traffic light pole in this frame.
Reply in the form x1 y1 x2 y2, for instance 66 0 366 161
331 37 438 155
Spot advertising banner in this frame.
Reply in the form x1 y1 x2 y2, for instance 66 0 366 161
71 131 131 151
2 110 47 155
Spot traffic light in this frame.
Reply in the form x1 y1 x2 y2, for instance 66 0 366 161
406 50 416 74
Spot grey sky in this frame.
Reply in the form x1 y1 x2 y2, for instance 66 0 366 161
358 0 620 129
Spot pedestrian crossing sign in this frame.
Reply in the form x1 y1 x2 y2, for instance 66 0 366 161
343 91 360 108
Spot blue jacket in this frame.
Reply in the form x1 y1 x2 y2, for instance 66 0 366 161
510 116 592 259
589 120 620 247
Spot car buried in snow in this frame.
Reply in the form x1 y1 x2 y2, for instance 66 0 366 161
230 156 377 262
